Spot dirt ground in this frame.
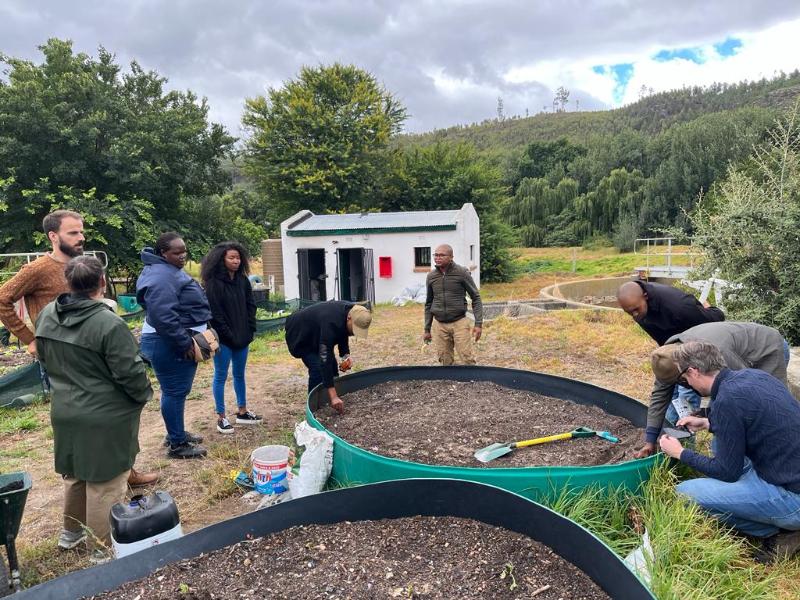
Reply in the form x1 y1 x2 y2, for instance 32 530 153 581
90 516 610 600
0 294 658 586
317 380 641 467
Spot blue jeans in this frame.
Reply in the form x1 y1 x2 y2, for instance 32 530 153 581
301 354 337 393
140 333 197 446
677 459 800 537
665 385 702 424
212 344 249 415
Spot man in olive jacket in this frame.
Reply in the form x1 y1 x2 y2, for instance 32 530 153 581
423 244 483 365
36 263 153 550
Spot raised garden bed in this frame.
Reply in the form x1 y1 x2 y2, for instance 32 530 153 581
17 480 654 599
316 380 640 468
90 516 611 599
307 366 659 500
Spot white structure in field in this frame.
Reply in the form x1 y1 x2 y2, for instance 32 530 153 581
280 204 480 304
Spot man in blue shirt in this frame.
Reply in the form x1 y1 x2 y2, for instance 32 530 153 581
659 340 800 562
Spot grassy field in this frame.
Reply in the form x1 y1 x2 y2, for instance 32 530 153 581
1 245 798 598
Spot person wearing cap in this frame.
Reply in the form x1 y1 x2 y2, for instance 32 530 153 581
285 301 372 414
423 244 483 365
635 321 790 458
658 340 800 562
617 280 725 428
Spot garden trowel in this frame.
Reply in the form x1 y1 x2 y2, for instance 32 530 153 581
473 427 619 463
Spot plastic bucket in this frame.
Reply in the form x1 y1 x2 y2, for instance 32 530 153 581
251 445 290 495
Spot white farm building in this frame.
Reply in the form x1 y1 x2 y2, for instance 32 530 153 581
271 203 480 304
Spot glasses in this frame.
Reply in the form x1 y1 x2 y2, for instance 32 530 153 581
433 253 451 257
677 366 690 386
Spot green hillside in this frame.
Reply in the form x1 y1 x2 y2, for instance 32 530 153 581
400 71 800 152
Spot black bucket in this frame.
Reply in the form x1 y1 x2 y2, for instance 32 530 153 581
16 479 653 599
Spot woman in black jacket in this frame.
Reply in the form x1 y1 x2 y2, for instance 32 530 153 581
200 242 261 433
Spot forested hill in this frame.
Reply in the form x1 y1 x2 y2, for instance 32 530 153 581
400 71 800 152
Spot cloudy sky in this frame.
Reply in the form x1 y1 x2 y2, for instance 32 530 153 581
2 1 800 135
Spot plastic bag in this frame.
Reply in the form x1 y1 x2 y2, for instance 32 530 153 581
288 421 334 499
391 284 427 306
623 528 653 585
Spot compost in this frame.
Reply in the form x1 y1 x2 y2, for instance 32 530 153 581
88 516 609 599
316 380 641 467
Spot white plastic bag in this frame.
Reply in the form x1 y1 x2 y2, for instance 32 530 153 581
288 421 334 499
623 528 653 585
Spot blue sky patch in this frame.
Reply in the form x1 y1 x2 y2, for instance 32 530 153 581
714 37 743 57
591 63 634 103
653 47 705 64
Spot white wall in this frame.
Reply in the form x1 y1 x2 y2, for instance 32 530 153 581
281 204 480 303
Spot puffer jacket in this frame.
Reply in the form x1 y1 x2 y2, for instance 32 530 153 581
424 262 483 331
136 248 211 353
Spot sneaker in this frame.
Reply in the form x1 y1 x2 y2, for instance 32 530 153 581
89 549 111 564
167 442 207 459
162 431 204 447
754 529 800 563
58 529 87 550
235 410 263 425
217 417 234 434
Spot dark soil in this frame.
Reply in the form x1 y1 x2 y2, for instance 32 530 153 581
317 380 641 467
89 516 610 600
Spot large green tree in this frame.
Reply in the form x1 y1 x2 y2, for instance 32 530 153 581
379 142 517 282
0 39 235 276
243 63 406 225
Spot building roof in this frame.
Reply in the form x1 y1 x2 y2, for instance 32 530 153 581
285 208 460 237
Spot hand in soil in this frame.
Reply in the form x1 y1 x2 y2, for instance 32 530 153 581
633 442 656 459
330 396 344 414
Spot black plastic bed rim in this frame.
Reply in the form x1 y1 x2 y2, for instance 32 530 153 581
18 479 654 599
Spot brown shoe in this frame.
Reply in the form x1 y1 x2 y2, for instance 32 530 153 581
128 468 159 487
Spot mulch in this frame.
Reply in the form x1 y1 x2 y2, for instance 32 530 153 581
316 380 641 467
88 516 610 599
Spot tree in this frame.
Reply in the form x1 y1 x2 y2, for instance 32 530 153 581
555 86 570 112
378 142 517 282
0 39 235 277
689 104 800 343
243 63 406 225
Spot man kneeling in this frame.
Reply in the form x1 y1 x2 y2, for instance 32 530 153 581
659 340 800 562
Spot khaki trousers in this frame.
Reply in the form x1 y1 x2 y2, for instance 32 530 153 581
432 317 476 366
63 470 130 548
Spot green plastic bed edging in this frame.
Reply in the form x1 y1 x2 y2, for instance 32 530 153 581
306 366 661 502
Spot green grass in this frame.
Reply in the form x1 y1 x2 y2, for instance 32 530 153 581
0 409 43 434
546 463 785 599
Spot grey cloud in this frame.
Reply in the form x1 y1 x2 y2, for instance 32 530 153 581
1 0 799 135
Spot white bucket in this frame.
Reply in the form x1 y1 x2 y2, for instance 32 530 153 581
251 445 290 495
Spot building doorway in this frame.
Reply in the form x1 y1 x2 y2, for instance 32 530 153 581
297 249 327 302
336 248 374 304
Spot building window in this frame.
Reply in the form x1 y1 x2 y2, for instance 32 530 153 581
414 247 431 267
470 244 475 262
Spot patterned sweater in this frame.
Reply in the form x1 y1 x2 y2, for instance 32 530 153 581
680 368 800 493
0 254 68 344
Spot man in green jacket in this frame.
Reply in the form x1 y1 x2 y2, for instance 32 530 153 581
36 256 153 555
423 244 483 365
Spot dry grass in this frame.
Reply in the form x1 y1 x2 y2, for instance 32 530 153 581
3 249 798 596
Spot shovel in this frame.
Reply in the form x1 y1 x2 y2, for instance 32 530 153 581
474 427 619 463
